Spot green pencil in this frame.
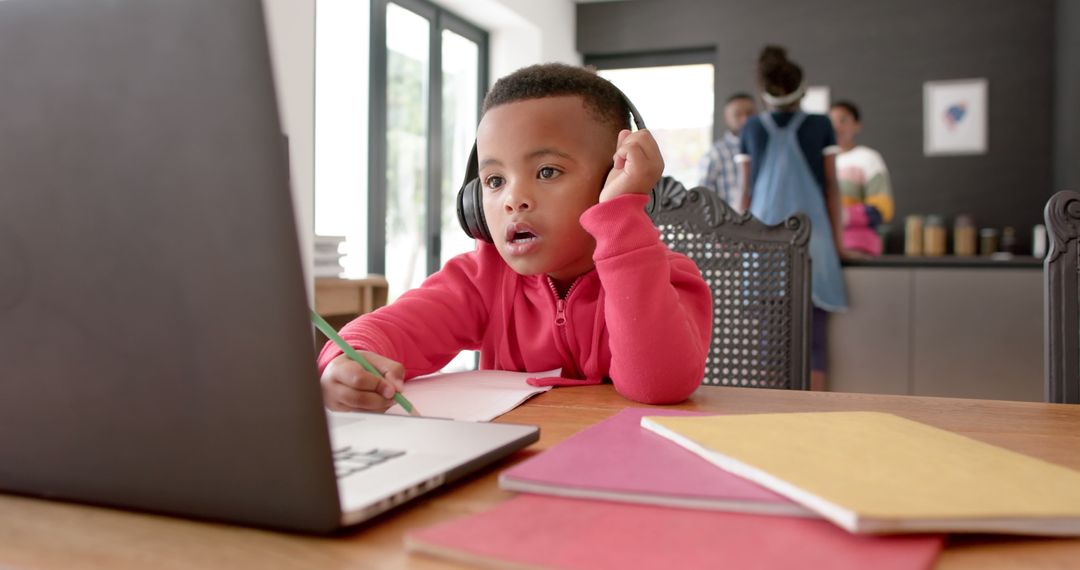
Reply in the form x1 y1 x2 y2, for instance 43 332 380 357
309 309 420 417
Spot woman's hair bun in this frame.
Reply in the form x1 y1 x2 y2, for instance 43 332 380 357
757 45 802 97
759 45 788 67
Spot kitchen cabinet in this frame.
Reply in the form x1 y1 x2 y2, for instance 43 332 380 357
828 258 1043 401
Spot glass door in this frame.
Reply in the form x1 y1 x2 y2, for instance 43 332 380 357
372 0 487 300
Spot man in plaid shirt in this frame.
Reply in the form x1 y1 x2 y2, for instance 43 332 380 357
698 93 755 211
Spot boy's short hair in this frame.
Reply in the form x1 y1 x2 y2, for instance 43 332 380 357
830 100 861 122
482 63 630 136
725 92 754 105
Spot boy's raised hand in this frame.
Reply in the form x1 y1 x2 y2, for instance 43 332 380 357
320 352 405 412
599 128 665 203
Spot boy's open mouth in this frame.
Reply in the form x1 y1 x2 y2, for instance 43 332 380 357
505 223 539 244
504 222 541 256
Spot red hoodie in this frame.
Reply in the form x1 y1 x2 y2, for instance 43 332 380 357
316 194 712 405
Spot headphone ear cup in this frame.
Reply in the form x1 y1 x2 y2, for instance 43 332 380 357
456 178 492 243
456 179 472 237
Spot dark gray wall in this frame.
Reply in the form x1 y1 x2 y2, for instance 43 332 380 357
578 0 1056 253
1058 0 1080 193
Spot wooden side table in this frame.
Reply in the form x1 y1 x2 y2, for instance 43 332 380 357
315 276 388 317
312 276 389 352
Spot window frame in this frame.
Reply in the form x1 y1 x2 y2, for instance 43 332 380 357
368 0 489 277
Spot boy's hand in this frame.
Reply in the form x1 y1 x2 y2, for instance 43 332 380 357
320 353 405 412
600 128 665 203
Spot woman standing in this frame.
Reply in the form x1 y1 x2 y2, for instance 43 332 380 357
737 45 847 392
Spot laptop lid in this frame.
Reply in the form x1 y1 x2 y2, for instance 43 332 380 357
0 0 342 532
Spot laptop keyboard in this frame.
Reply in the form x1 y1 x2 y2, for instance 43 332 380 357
333 445 406 479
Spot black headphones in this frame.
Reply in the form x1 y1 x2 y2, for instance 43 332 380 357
455 89 651 243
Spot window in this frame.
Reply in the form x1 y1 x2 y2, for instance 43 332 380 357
315 0 373 277
315 0 486 299
586 50 715 189
372 0 488 300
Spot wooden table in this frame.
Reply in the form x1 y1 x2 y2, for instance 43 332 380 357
2 385 1079 569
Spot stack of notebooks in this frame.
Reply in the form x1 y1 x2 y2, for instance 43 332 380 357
314 235 345 278
405 408 1080 569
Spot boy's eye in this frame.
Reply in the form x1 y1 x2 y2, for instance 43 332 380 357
538 167 561 180
484 175 504 190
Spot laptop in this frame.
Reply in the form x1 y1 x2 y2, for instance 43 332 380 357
0 0 538 533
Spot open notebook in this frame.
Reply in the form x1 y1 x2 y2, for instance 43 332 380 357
643 411 1080 535
377 368 559 422
499 408 812 516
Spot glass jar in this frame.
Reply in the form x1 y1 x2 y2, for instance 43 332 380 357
979 228 999 256
905 215 924 256
1000 227 1017 254
923 215 947 257
953 215 976 256
1033 224 1047 258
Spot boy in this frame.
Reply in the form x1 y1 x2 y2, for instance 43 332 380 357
699 92 755 210
318 64 712 410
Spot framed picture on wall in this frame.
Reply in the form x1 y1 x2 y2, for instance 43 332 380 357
923 78 988 156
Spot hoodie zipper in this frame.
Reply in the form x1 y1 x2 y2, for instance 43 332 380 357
547 276 583 378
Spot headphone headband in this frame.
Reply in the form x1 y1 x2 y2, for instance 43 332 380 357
619 86 647 132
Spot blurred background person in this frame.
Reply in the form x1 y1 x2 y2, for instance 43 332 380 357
829 100 895 256
698 93 755 211
738 45 846 392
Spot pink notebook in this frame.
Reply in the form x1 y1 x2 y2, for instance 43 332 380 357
499 407 811 516
406 495 945 570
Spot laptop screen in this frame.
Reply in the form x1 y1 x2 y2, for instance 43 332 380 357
0 0 341 532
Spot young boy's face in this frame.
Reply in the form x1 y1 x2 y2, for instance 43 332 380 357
723 98 755 135
829 107 861 148
475 95 617 282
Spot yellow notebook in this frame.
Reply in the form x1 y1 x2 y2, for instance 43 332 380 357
642 411 1080 536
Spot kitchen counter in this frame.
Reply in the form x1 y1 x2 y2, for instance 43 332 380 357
842 254 1043 269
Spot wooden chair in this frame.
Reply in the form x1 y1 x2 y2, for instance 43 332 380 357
647 177 812 389
1044 190 1080 403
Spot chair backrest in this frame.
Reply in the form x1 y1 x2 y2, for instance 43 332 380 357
1044 190 1080 403
647 177 812 389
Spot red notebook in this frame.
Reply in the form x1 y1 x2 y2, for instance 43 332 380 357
499 407 811 516
406 495 944 570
